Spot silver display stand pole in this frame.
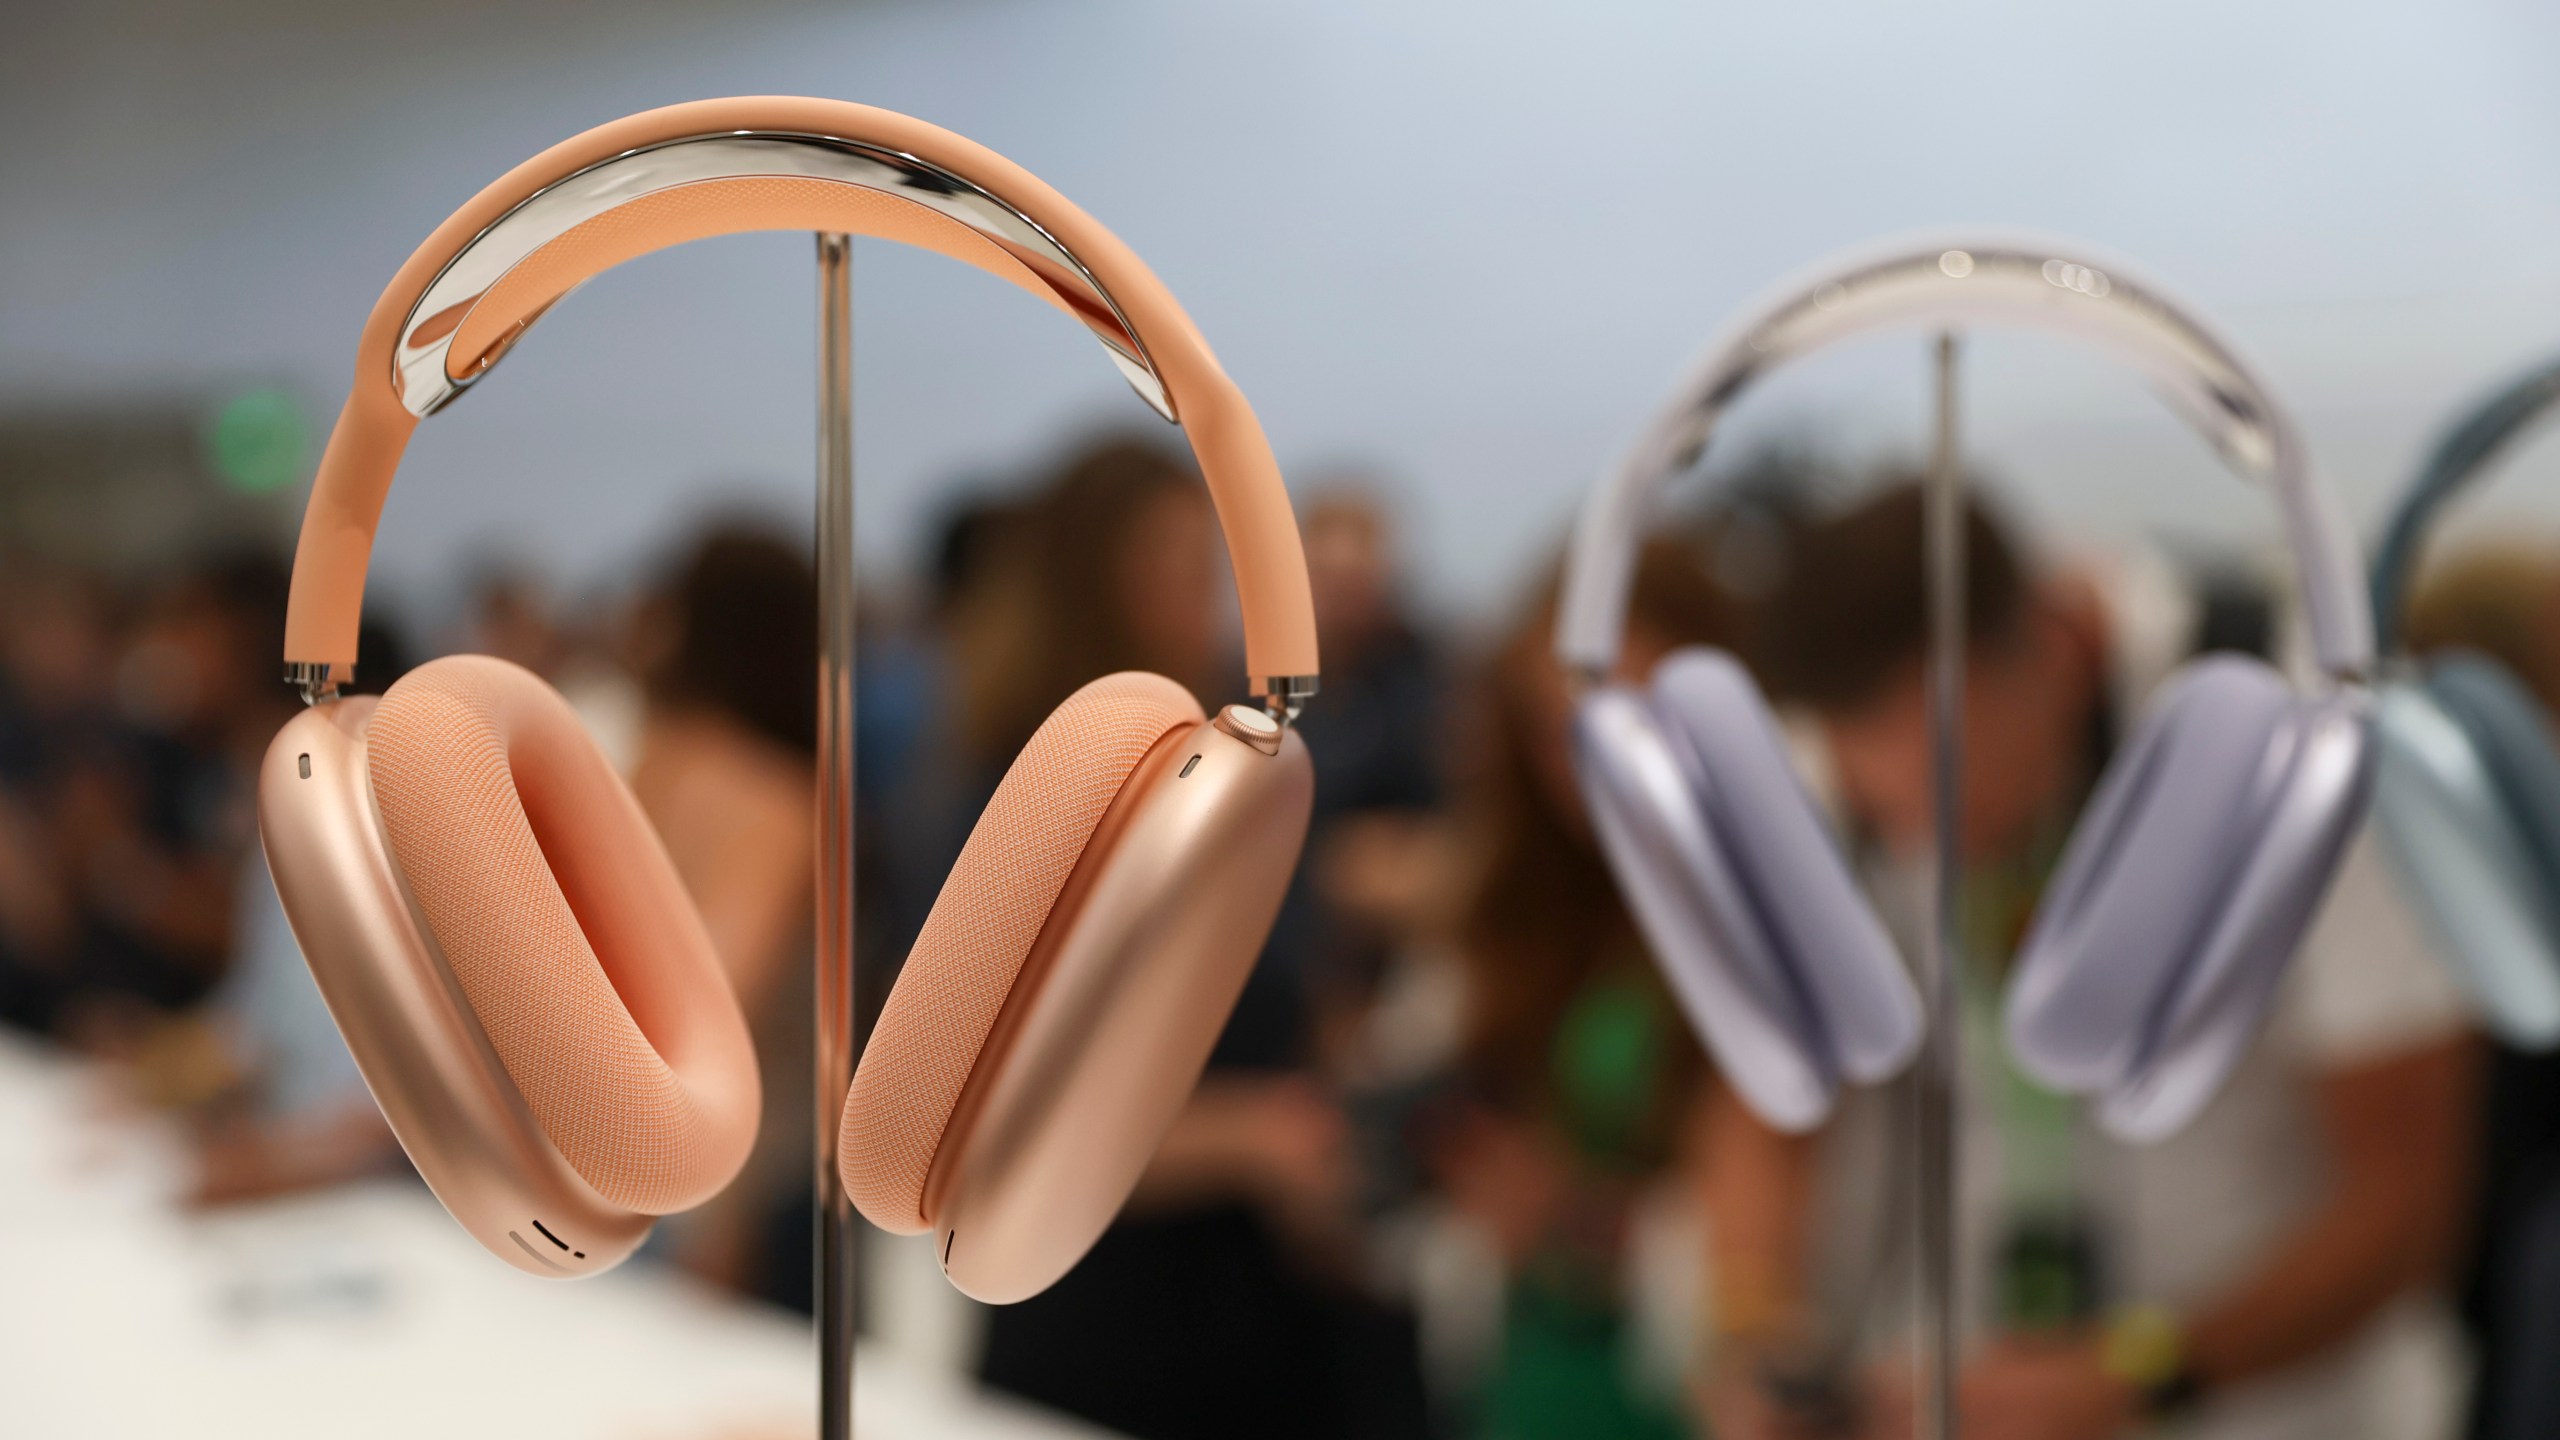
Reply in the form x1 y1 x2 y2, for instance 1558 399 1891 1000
813 231 859 1440
1917 330 1966 1440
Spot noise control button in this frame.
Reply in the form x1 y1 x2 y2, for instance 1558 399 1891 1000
1213 704 1283 755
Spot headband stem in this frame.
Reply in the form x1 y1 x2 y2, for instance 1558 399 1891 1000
1256 674 1321 726
286 661 346 706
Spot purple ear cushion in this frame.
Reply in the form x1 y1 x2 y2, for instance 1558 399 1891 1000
1649 648 1920 1084
2101 690 2370 1137
2007 656 2305 1092
1573 687 1836 1131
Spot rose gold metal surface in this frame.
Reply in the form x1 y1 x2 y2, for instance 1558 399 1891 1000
1211 702 1284 756
923 718 1314 1303
257 700 650 1277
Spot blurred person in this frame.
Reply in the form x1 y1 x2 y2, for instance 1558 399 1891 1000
103 555 298 1004
622 525 818 1299
1294 484 1450 993
892 438 1230 963
1431 536 1736 1440
925 487 1018 621
868 452 1215 981
0 561 117 1031
1280 483 1465 1234
946 434 1228 763
458 566 655 772
1 553 296 1048
2398 544 2560 1440
1704 480 2475 1440
457 568 567 678
2400 541 2560 708
956 435 1428 1440
863 491 1028 971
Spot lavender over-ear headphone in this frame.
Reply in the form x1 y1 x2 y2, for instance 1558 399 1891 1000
1555 232 2374 1139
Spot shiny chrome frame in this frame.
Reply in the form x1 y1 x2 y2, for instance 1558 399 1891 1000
1554 233 2375 687
1256 673 1321 725
390 131 1173 421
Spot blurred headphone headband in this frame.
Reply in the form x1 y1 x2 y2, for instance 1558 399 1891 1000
1554 232 2373 682
282 96 1319 701
2369 353 2560 651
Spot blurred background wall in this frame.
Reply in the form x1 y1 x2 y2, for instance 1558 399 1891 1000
7 0 2560 627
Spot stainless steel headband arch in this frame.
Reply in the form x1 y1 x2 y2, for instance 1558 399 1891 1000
1555 233 2374 682
391 130 1171 420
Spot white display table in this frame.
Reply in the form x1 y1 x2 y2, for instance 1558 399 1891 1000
0 1034 1109 1440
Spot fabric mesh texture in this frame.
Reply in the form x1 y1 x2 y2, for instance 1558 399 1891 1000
367 655 755 1214
840 671 1202 1232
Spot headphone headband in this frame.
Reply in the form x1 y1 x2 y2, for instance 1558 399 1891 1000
391 132 1171 422
2369 354 2560 652
1555 232 2373 682
285 97 1319 699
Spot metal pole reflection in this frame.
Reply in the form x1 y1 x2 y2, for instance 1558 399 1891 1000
1919 329 1965 1440
813 230 858 1440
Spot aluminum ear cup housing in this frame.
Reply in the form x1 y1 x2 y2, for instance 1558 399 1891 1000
1575 686 1835 1131
1572 648 1918 1133
258 699 654 1278
2006 657 2297 1091
2099 692 2369 1137
2372 659 2560 1046
851 701 1313 1304
2006 656 2371 1137
1650 650 1920 1085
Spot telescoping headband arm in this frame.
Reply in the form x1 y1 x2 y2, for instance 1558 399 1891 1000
284 97 1319 705
1554 234 2372 685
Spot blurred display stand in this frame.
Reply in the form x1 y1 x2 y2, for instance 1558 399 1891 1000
0 1030 1115 1440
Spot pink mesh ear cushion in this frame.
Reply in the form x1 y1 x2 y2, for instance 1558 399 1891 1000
841 672 1204 1233
366 655 760 1214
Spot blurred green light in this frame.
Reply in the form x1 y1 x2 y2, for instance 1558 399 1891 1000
207 387 308 495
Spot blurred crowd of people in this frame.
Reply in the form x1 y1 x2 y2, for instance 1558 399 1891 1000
5 429 2560 1440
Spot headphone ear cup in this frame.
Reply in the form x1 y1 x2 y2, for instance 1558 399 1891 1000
1575 682 1828 1130
1573 646 1915 1133
364 655 760 1214
2427 654 2560 888
2008 655 2370 1136
1649 649 1919 1085
841 672 1205 1235
2372 656 2560 1046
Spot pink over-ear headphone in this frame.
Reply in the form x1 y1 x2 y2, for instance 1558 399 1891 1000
259 98 1320 1304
